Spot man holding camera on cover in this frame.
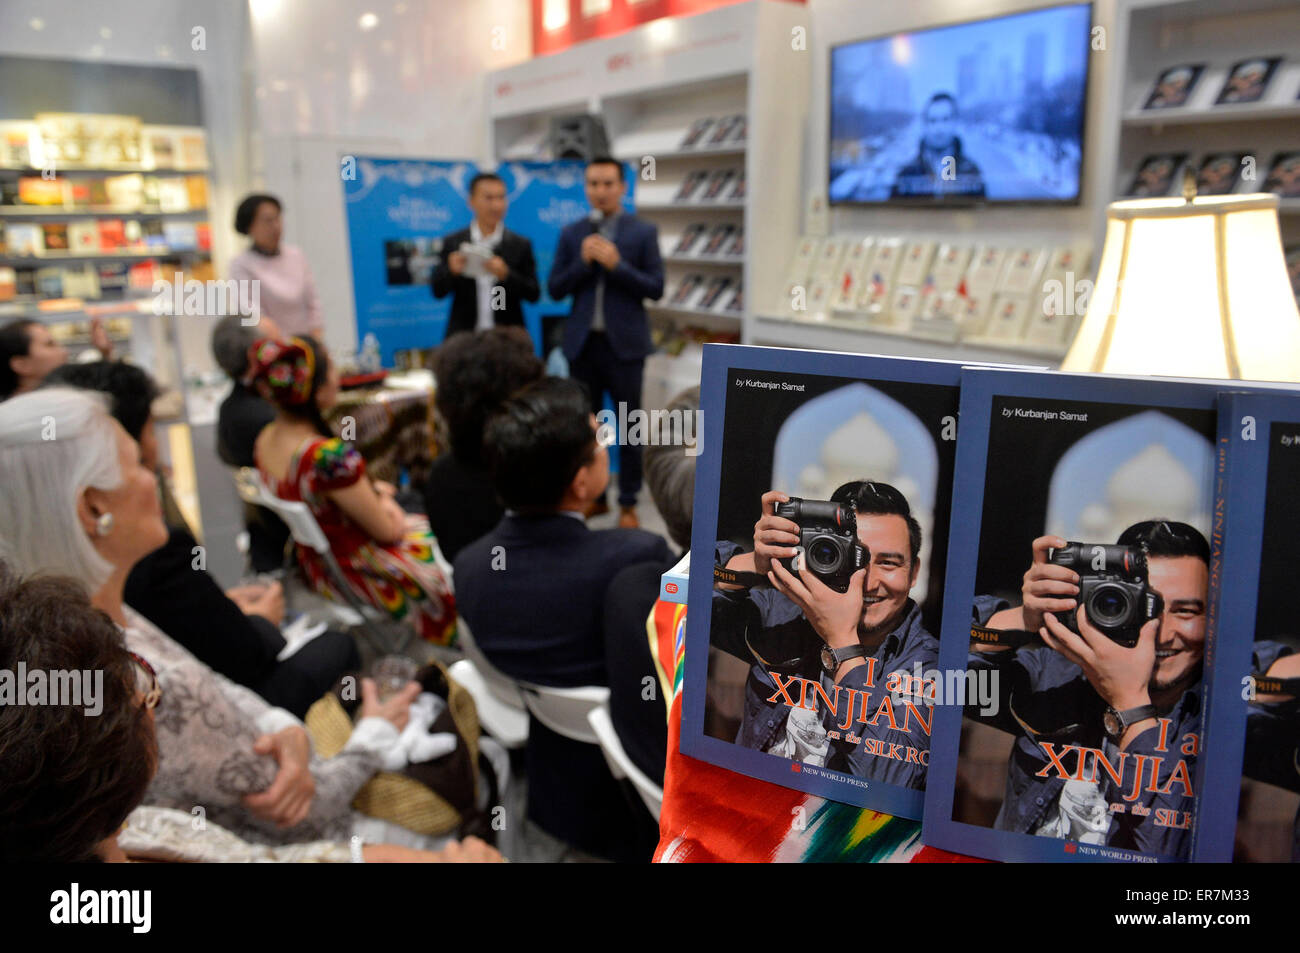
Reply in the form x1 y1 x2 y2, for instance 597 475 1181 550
971 520 1209 854
711 481 938 788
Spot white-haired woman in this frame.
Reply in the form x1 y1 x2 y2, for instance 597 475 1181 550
0 388 433 849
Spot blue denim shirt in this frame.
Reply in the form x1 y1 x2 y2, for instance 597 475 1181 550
967 600 1201 857
711 542 939 789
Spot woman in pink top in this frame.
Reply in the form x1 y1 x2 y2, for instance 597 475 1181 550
229 194 324 340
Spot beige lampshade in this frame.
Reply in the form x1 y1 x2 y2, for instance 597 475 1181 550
1061 193 1300 382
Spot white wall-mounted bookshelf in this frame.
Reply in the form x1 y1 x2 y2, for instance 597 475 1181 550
486 0 811 370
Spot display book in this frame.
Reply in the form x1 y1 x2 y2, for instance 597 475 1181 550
777 234 1088 354
921 367 1300 863
1126 151 1299 200
1193 391 1300 863
681 343 967 818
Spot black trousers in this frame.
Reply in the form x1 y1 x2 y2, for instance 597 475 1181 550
569 331 644 507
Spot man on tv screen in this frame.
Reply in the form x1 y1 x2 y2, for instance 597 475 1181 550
890 93 986 200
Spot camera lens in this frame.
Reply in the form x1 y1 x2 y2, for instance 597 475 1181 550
806 536 843 573
1088 584 1134 626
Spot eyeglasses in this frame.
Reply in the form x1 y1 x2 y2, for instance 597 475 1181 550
129 652 162 711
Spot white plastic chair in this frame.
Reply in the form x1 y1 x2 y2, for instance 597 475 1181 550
517 682 610 745
234 467 408 653
449 658 528 749
588 704 664 820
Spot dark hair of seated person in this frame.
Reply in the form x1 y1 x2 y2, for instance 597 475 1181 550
484 376 595 512
433 327 544 467
45 360 160 442
0 563 156 862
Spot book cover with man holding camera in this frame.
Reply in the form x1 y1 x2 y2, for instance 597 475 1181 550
925 368 1225 863
682 345 964 819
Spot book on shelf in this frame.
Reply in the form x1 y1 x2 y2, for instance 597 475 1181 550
1126 153 1187 198
679 118 715 150
674 170 709 202
67 220 99 253
1142 63 1204 110
0 122 33 167
669 274 706 308
60 264 101 300
998 248 1047 297
1196 152 1247 195
6 223 44 256
672 223 707 256
97 219 127 251
697 275 732 310
195 222 212 251
14 267 36 296
700 224 736 256
724 230 743 258
104 173 144 211
707 114 744 147
41 223 69 252
127 260 160 290
982 293 1032 342
0 266 14 301
927 243 972 292
1215 56 1281 106
728 170 745 201
142 220 166 249
185 175 209 209
965 246 1007 301
36 266 63 298
156 177 189 213
728 115 747 144
97 263 129 299
724 285 743 314
1263 151 1300 199
123 220 145 250
147 130 176 169
701 169 737 202
17 177 64 206
812 237 848 280
66 179 93 209
162 221 198 251
895 240 936 287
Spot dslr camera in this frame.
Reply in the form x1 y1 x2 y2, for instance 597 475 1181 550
773 497 868 593
1047 542 1164 647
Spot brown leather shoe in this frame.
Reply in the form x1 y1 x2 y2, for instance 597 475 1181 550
587 497 610 518
618 505 639 529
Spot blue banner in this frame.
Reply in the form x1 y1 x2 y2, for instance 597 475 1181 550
497 160 636 351
342 156 478 364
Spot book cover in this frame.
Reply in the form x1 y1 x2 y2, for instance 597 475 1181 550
672 223 707 256
67 220 100 253
185 174 209 209
156 177 189 213
6 223 44 256
36 266 63 298
674 169 710 202
0 267 15 301
683 345 966 818
66 179 92 209
700 224 735 257
999 248 1047 296
1263 152 1300 199
925 367 1236 863
41 223 69 253
162 221 198 251
142 219 167 249
680 118 715 149
728 170 746 202
60 264 100 300
724 285 743 315
708 114 743 147
1215 57 1281 106
1195 153 1247 196
1142 64 1204 110
1126 154 1187 198
97 219 127 251
669 273 705 308
195 222 212 251
96 263 129 299
17 176 64 206
697 275 732 310
701 168 736 202
1194 392 1300 862
725 230 744 258
14 268 36 296
127 260 160 290
104 173 144 210
896 240 937 288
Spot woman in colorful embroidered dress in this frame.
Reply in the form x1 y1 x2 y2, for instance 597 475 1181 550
249 336 456 644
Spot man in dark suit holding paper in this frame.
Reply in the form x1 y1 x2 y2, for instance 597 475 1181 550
432 172 539 340
548 157 664 528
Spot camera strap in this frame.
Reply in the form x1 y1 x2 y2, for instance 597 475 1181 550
1252 675 1300 698
970 622 1038 649
713 564 771 589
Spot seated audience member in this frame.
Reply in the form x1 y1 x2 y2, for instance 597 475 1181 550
250 336 456 645
48 360 359 719
212 313 291 572
0 561 499 864
454 377 670 860
603 386 699 788
0 387 447 848
421 327 544 560
1 317 115 401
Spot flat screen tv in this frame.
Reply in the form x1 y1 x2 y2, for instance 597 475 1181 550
828 3 1092 206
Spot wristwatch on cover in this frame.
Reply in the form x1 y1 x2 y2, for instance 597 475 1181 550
820 643 866 674
1102 703 1158 740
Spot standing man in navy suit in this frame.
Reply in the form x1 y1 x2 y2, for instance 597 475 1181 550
548 156 664 528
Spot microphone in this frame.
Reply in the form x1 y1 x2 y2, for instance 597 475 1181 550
588 208 605 233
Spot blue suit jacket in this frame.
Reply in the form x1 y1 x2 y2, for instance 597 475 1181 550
453 512 671 687
547 213 664 362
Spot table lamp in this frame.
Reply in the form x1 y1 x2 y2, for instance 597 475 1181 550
1061 190 1300 382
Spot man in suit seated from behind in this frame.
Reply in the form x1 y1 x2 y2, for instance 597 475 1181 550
454 377 670 860
431 172 540 342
